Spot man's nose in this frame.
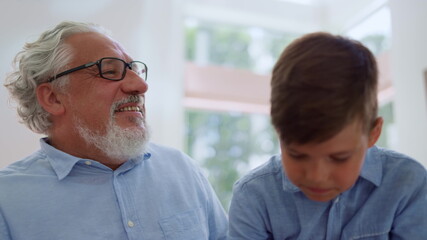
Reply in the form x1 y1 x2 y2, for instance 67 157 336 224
121 71 148 95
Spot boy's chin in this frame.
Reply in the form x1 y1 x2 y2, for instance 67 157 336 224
302 190 340 202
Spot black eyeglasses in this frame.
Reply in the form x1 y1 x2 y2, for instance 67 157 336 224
48 57 148 82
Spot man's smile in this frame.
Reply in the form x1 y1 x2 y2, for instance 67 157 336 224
115 105 142 113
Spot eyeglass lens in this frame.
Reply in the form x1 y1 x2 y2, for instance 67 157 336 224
131 62 147 79
100 58 146 80
100 58 125 80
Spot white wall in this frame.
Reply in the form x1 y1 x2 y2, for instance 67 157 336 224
389 0 427 166
0 0 185 168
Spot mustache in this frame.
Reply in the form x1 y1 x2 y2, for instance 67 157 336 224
110 95 144 116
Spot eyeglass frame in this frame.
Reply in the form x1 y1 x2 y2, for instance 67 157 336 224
47 57 148 82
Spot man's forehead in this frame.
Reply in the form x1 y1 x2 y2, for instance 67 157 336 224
65 32 130 61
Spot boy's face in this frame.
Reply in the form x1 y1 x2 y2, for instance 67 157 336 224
280 119 382 202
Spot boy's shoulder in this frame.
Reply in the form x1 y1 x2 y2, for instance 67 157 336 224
370 146 426 189
373 146 426 174
233 155 284 192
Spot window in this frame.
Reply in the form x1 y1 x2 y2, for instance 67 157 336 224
346 5 396 149
184 20 297 209
184 5 394 209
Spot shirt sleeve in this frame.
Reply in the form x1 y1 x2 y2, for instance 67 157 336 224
196 169 228 240
0 210 11 240
228 182 273 240
390 170 427 239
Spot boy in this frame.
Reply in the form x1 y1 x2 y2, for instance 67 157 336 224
228 32 427 239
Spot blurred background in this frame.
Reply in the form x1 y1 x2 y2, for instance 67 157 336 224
1 0 426 210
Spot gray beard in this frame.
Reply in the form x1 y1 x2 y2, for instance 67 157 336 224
75 114 150 162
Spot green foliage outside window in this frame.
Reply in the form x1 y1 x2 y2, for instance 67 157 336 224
184 22 294 209
360 34 387 56
185 21 296 72
376 102 395 148
185 110 279 209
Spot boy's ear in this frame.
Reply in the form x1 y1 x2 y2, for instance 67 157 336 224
36 83 65 116
368 117 383 147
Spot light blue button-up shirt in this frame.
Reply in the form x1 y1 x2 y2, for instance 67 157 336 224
228 146 427 239
0 138 227 240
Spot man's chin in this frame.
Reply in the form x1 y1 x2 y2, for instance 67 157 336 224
114 113 145 127
75 116 150 161
101 129 149 161
118 125 147 136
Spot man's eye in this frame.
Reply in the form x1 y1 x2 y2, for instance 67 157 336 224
102 70 118 75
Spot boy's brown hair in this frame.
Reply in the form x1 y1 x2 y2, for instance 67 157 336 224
270 32 378 145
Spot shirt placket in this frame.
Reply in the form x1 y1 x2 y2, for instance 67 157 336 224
113 171 143 240
326 195 342 239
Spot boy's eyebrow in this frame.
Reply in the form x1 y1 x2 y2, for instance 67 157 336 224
330 144 362 156
330 151 353 157
285 147 305 155
286 146 354 157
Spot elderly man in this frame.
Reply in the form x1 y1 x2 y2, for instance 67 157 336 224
1 21 227 239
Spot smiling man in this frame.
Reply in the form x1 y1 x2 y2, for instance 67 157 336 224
228 32 427 239
1 21 227 240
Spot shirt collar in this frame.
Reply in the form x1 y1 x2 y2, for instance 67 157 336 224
40 138 151 180
282 145 383 192
359 145 383 187
40 138 81 180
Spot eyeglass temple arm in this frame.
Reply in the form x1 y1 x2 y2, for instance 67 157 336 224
48 62 97 82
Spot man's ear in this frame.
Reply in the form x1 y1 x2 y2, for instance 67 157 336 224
36 83 65 116
368 117 384 147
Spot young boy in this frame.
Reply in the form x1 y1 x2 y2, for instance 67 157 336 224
228 32 427 239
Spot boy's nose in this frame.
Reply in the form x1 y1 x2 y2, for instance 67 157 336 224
306 160 330 183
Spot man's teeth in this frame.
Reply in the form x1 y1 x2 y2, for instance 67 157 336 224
117 106 141 112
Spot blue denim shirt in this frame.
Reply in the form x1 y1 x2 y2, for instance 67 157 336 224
228 146 427 239
0 139 227 240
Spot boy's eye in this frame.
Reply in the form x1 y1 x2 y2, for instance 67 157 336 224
288 153 308 161
330 156 350 163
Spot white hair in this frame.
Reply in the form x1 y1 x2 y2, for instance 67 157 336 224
4 21 111 134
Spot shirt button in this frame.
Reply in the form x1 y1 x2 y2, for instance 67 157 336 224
85 161 92 165
128 220 135 227
334 197 340 204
